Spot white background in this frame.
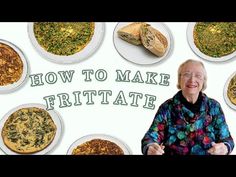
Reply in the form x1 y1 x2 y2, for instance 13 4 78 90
0 22 236 155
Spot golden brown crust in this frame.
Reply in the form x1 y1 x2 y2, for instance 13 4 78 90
140 24 168 57
72 139 124 155
149 26 168 49
0 43 23 86
117 22 146 45
1 107 57 154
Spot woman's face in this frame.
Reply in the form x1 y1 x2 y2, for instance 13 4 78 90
180 62 205 96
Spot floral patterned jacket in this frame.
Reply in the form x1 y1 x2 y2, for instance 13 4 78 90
142 91 234 155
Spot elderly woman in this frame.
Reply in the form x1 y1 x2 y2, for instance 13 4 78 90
142 59 234 155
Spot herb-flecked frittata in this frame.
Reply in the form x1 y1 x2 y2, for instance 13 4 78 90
33 22 95 56
193 22 236 58
1 107 57 154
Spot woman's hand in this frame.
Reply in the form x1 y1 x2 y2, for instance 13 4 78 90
207 142 228 155
147 143 165 155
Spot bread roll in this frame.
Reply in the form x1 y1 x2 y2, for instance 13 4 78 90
140 24 168 57
117 22 146 45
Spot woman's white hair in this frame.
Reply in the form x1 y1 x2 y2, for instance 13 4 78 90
177 59 207 91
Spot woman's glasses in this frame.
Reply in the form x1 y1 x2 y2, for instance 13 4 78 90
181 72 204 80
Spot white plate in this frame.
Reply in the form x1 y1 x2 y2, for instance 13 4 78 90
28 22 105 64
67 134 132 155
187 22 236 62
113 22 173 65
224 72 236 110
0 39 28 94
0 103 63 155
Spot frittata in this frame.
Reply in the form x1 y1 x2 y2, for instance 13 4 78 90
1 107 57 154
72 139 124 155
194 22 236 58
33 22 95 56
227 74 236 105
0 43 23 86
